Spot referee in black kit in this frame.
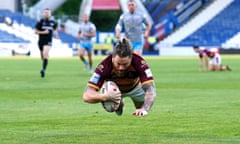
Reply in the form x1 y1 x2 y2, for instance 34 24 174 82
35 8 59 78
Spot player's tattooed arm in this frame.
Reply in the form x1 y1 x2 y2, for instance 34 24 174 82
142 82 156 111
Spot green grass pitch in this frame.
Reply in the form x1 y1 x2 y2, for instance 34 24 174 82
0 55 239 144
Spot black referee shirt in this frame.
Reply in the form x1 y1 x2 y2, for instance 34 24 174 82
35 18 57 43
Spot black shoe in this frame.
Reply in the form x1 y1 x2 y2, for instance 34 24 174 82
226 65 232 71
115 100 124 116
40 70 45 78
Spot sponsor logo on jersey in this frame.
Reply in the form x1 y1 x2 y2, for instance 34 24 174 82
145 69 152 78
89 73 100 84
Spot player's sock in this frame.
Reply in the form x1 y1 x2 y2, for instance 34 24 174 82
40 59 48 78
40 69 45 78
89 66 93 73
43 59 48 70
226 65 232 71
83 61 88 70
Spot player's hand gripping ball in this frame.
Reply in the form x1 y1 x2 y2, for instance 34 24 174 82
100 81 121 112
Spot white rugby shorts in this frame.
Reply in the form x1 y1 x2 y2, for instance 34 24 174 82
209 54 221 65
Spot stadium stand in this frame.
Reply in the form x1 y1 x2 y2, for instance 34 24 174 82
145 1 159 14
2 0 240 56
151 0 240 50
222 32 240 49
0 9 79 47
150 0 240 55
0 29 29 43
175 0 240 47
151 1 167 22
28 0 66 20
144 0 208 41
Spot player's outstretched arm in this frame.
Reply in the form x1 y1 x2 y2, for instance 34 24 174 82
83 86 121 104
35 29 49 35
144 22 152 38
133 82 156 116
199 58 203 72
115 24 122 39
54 29 59 39
83 86 107 103
203 56 209 71
142 82 156 111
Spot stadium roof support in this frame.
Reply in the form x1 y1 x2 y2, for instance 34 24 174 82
78 0 93 23
28 0 66 20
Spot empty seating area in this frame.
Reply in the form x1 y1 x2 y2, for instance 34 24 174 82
0 9 79 46
2 0 240 54
144 0 207 40
144 0 240 49
0 29 29 43
144 0 178 33
175 0 240 47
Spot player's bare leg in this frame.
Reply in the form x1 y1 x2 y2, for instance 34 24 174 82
40 51 44 60
209 64 231 71
78 48 88 70
87 50 93 73
220 65 232 71
209 64 218 71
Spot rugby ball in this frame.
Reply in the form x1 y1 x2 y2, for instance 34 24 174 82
100 81 121 112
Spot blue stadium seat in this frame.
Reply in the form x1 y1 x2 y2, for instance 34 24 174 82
0 29 30 43
151 2 167 21
0 9 79 47
146 1 159 14
175 0 240 47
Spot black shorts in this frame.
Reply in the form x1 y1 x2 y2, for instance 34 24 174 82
38 41 52 51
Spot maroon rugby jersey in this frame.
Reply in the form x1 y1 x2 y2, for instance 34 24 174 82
88 54 154 93
199 49 216 58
